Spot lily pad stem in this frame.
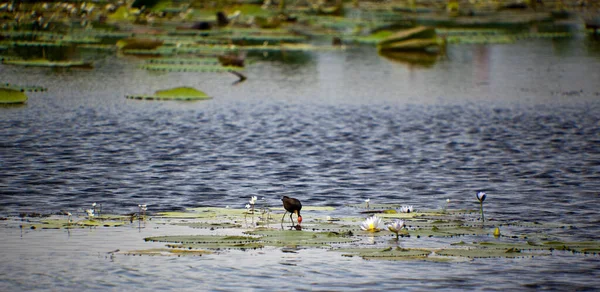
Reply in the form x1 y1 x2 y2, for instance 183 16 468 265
480 202 485 224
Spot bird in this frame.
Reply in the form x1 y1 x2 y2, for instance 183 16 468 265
281 196 302 228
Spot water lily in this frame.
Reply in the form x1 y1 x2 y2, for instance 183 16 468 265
477 192 486 223
360 216 382 232
85 209 94 220
365 198 370 209
400 205 413 213
387 219 405 239
249 196 257 205
245 204 251 209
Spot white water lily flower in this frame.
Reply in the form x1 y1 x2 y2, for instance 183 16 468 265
446 199 450 203
477 192 486 203
85 209 94 218
387 219 405 234
360 216 382 232
245 204 251 209
140 204 147 212
400 205 414 213
249 196 258 205
92 202 97 207
365 198 370 203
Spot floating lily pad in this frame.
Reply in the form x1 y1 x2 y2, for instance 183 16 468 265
436 248 550 258
245 229 357 247
123 248 213 256
127 86 211 101
145 235 260 248
140 64 241 73
172 222 242 229
0 88 28 105
1 83 47 92
332 247 432 260
2 59 93 69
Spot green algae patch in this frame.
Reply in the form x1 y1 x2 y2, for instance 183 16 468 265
0 88 28 104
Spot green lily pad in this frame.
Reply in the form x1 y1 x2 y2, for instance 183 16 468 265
0 88 28 104
436 248 550 258
246 230 357 247
140 64 241 73
332 247 432 260
145 235 260 244
123 248 213 256
172 222 243 229
127 86 211 101
1 83 47 92
2 59 93 69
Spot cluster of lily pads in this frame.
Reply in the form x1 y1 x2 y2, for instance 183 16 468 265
5 192 599 261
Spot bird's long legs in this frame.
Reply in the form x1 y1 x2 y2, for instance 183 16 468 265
281 211 296 229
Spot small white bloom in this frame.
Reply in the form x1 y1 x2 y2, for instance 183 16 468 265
477 192 486 203
400 205 414 213
360 216 382 232
245 204 251 209
365 198 370 203
387 219 405 234
446 199 450 203
92 202 97 207
85 209 94 218
326 216 332 221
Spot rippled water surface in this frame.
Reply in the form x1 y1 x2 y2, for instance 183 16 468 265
1 37 600 290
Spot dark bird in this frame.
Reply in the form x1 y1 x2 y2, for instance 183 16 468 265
281 196 302 227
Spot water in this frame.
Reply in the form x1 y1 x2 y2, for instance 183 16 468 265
1 36 600 290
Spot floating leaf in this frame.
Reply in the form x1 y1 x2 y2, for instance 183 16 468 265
246 230 357 247
2 59 93 69
122 248 213 256
436 248 550 258
0 88 28 104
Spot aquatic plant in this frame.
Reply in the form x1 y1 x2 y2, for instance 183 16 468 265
360 215 382 232
387 219 405 240
476 192 486 223
365 198 370 209
85 209 94 220
400 205 413 213
138 204 148 220
0 88 28 105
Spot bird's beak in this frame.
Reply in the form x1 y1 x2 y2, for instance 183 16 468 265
297 216 302 224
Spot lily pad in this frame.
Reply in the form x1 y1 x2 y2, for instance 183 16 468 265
332 247 432 260
0 88 28 104
2 59 93 69
436 248 550 258
127 86 211 101
123 248 213 256
246 230 357 247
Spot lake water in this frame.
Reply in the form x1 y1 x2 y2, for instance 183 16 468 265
1 35 600 290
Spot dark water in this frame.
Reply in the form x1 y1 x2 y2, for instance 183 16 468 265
2 37 599 221
2 36 600 291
